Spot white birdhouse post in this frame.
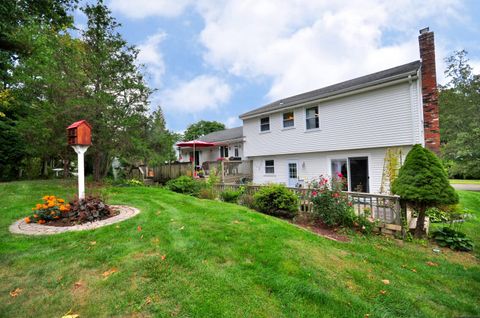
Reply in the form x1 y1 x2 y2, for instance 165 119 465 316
67 120 92 200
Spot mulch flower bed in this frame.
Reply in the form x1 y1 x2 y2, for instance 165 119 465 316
24 195 118 227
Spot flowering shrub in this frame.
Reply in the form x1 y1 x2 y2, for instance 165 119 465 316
310 174 356 227
24 195 71 224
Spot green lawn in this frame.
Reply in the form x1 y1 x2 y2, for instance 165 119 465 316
449 179 480 185
1 180 479 318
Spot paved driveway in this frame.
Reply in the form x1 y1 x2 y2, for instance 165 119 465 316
452 184 480 192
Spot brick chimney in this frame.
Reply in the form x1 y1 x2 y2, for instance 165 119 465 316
418 27 440 154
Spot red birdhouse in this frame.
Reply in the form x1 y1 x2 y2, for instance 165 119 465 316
67 120 92 146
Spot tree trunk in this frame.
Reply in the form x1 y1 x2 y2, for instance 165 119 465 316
414 203 427 238
93 152 102 182
63 159 70 178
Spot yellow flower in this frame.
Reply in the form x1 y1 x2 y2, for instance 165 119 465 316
36 204 42 209
42 195 49 200
42 204 48 209
48 201 55 208
57 199 65 203
25 217 31 223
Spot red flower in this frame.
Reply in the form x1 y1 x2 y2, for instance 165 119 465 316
312 191 318 197
337 172 343 178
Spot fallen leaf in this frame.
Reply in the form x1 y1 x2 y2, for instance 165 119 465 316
426 261 438 267
379 290 387 295
102 268 118 278
140 235 144 239
381 279 390 285
73 281 83 290
137 225 142 232
61 311 79 318
401 264 407 268
90 241 96 245
411 268 417 273
179 226 185 230
364 314 370 318
161 255 166 261
9 288 22 297
233 220 240 224
115 225 120 229
145 296 152 305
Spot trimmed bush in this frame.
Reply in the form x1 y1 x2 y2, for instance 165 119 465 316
166 176 201 196
253 184 298 218
220 189 242 203
392 144 459 237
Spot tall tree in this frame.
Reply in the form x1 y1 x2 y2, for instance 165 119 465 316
439 50 480 178
80 1 152 180
183 120 226 141
145 106 180 165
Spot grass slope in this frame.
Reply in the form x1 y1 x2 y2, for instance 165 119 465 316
0 180 479 318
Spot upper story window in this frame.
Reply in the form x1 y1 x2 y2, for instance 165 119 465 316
265 160 275 174
306 106 319 130
260 117 270 132
283 111 294 128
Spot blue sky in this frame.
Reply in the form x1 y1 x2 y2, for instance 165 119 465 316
75 1 480 133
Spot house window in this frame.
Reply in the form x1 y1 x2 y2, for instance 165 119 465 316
220 146 229 158
306 106 319 130
265 160 275 174
283 111 294 128
234 146 239 157
260 117 270 132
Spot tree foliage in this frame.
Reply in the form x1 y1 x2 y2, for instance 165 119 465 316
0 0 178 181
183 120 225 141
439 50 480 179
391 144 458 237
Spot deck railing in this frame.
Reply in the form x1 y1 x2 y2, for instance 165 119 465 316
203 160 253 183
213 184 402 225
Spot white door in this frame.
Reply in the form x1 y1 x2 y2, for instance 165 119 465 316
287 161 298 187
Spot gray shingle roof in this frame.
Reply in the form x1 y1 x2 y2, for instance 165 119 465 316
198 126 243 143
240 60 421 119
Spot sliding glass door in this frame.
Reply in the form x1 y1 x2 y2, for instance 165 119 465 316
331 157 369 192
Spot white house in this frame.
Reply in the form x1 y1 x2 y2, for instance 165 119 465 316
177 126 245 166
238 28 440 193
177 28 440 194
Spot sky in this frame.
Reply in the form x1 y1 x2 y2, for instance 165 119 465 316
75 0 480 133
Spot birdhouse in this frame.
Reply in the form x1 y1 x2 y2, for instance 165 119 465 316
67 120 92 146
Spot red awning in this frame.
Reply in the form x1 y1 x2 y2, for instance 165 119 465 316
176 140 216 148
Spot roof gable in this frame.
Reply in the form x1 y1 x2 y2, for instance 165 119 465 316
240 60 421 119
198 127 243 143
67 120 91 129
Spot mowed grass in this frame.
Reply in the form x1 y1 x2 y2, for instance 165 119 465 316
0 180 479 318
449 179 480 185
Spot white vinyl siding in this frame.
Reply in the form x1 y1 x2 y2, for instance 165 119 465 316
251 146 411 193
243 81 421 157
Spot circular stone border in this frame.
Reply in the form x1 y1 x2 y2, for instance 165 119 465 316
9 205 140 235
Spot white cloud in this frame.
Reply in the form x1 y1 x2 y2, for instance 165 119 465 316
470 60 480 75
197 0 464 100
160 75 232 113
137 32 167 87
109 0 192 19
225 116 241 128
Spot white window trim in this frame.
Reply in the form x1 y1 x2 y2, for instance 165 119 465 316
282 111 295 129
305 106 320 131
265 159 275 174
260 116 270 132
